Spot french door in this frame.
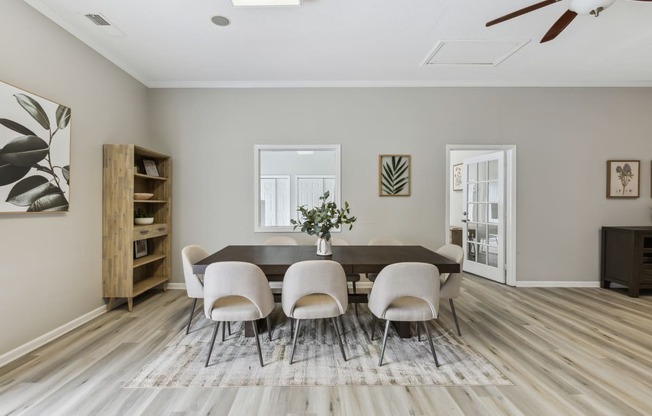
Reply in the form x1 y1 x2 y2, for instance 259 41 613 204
462 152 505 283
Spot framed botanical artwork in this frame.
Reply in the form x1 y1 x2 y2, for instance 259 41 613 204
379 154 410 196
607 160 640 198
453 163 463 191
0 80 71 213
134 239 148 259
142 159 159 177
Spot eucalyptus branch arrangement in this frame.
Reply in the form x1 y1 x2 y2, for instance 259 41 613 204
0 93 70 211
290 191 356 240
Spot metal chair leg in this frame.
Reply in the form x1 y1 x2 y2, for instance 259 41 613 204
266 315 273 341
205 321 220 367
416 322 421 342
352 282 358 316
379 319 391 366
252 321 264 367
450 299 461 336
222 321 226 341
423 320 439 367
290 319 301 364
228 321 232 336
186 298 197 335
370 315 377 340
290 317 294 340
331 317 347 362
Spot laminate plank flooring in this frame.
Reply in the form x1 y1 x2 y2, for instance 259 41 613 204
1 276 651 416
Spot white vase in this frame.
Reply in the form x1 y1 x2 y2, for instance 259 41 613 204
316 237 332 256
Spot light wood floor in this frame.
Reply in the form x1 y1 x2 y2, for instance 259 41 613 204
1 276 651 416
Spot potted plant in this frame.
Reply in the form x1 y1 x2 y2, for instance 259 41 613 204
290 191 356 255
134 208 154 225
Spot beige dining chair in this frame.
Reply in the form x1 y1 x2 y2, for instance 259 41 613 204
181 245 209 334
282 260 348 364
368 262 440 366
264 236 298 245
435 244 464 336
328 237 362 315
203 262 275 367
366 238 403 283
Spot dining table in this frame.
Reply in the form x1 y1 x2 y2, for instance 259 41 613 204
193 244 460 338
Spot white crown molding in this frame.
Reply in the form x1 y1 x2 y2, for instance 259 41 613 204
515 281 601 288
0 305 105 368
147 80 652 89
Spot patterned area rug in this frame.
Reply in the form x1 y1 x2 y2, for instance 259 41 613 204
124 307 511 387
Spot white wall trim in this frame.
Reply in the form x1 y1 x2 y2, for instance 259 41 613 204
0 305 106 368
166 283 186 290
515 281 601 288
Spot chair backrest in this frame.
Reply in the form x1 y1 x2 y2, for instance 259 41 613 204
368 262 440 319
368 238 403 246
203 261 274 320
435 244 464 298
181 244 210 298
265 236 298 245
282 260 348 317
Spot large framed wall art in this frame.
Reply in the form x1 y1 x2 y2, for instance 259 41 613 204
379 154 411 196
0 80 71 213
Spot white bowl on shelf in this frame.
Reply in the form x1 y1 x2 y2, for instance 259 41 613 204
134 193 154 200
134 217 154 225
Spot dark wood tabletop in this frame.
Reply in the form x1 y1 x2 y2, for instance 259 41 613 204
193 245 460 276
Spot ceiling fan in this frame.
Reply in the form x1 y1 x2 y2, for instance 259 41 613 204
486 0 652 43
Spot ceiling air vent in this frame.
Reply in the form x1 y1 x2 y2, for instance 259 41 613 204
85 13 111 26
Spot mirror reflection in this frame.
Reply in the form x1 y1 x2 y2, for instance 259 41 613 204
254 145 341 232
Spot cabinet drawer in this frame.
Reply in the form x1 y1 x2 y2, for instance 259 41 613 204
133 224 168 240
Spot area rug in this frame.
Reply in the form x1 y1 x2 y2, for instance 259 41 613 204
124 307 511 387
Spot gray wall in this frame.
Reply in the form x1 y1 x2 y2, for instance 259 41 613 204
0 0 149 356
148 87 652 287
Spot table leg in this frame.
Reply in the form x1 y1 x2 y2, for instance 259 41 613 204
393 321 412 338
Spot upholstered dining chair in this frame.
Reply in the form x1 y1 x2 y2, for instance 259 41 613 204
435 244 464 336
181 244 209 334
282 260 348 364
264 236 298 245
368 262 440 367
366 238 403 283
203 262 275 367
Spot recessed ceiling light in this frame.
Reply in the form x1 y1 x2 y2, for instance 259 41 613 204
211 16 231 27
231 0 302 6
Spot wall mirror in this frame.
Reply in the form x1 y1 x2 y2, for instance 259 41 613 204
254 144 341 232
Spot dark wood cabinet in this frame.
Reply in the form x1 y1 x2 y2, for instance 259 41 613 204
600 226 652 297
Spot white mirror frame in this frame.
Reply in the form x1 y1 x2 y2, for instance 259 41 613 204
254 144 342 233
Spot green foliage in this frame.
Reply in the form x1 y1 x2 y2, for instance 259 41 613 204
381 156 409 195
289 191 356 240
135 208 154 218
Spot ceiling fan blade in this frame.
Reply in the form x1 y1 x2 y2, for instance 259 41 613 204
486 0 560 27
541 10 578 43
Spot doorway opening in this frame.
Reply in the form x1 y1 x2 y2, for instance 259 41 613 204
445 145 517 286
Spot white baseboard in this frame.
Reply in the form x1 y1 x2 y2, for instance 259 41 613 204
515 281 601 288
166 283 186 290
0 305 106 368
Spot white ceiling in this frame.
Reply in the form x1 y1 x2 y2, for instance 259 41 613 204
24 0 652 87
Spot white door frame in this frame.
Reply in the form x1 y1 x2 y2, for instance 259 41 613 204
445 144 517 287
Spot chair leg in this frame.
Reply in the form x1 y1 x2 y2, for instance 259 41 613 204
379 319 391 366
352 282 358 316
415 322 421 342
205 321 220 367
449 299 462 336
228 322 232 336
266 315 273 341
252 321 264 367
370 315 377 341
186 298 197 335
290 317 294 340
331 317 347 362
290 319 301 365
423 320 439 367
222 321 226 342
